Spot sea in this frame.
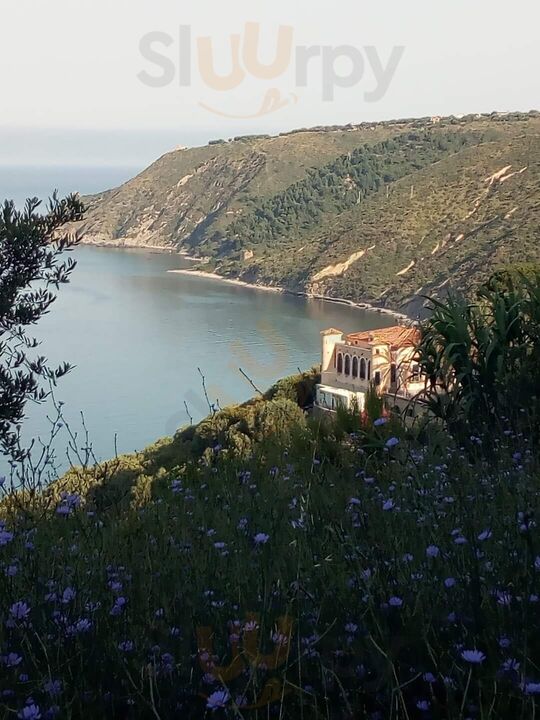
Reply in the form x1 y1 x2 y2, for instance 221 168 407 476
0 166 393 472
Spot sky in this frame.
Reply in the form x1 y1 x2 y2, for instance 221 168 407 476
0 0 538 168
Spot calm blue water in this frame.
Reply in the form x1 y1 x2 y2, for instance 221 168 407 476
0 166 393 472
17 246 393 466
0 165 140 209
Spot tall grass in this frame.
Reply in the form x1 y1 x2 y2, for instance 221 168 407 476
1 406 539 719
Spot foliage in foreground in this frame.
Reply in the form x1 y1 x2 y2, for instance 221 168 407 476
3 273 540 718
0 195 83 460
1 402 540 718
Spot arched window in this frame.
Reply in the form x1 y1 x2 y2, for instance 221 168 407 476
344 355 351 376
367 361 371 381
375 371 381 386
337 354 343 374
360 358 366 380
391 364 397 384
352 357 358 378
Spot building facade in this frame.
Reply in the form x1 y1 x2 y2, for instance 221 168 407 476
315 325 428 419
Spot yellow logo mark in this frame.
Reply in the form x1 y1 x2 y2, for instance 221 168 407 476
197 613 294 709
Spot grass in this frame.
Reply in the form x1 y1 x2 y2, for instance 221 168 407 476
1 379 540 718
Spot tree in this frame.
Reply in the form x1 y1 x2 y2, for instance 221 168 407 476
416 269 540 434
0 194 84 460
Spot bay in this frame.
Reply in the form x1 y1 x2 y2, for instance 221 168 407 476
18 245 394 467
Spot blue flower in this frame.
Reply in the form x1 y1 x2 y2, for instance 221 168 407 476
10 601 30 621
206 689 230 710
389 596 403 608
0 529 14 546
523 682 540 695
426 545 440 558
2 652 22 667
461 649 486 664
385 437 400 449
18 705 41 720
254 533 270 545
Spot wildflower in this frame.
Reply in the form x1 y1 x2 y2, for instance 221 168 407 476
254 533 270 545
502 658 520 673
345 623 358 635
206 689 230 710
18 705 41 720
534 556 540 571
523 682 540 695
110 597 127 616
388 596 403 608
385 437 400 449
374 418 387 427
426 545 440 558
423 672 436 683
44 680 62 697
478 530 492 542
72 618 92 634
444 577 456 589
171 479 183 494
382 499 395 512
461 649 486 664
2 652 22 667
0 529 14 546
10 601 30 622
61 587 76 605
118 640 134 653
416 700 430 711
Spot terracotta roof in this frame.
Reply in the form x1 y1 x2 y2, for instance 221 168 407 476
346 326 420 349
321 328 344 336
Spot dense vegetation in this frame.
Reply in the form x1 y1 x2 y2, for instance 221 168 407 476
203 130 486 257
75 112 540 315
2 271 540 718
0 195 83 459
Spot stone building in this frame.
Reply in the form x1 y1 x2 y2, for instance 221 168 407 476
315 325 428 418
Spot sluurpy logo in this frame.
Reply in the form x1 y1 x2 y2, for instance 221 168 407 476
138 23 405 119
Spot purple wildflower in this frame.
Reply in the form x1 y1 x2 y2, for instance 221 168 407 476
2 652 22 667
523 682 540 695
385 437 400 449
0 529 14 546
426 545 440 558
18 705 41 720
206 689 230 710
254 533 270 545
389 596 403 608
10 601 30 621
461 649 486 664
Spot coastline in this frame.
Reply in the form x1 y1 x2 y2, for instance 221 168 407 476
168 268 411 322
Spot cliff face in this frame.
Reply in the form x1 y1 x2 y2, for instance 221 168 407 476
75 113 540 314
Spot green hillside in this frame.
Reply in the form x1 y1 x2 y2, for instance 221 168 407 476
76 112 540 314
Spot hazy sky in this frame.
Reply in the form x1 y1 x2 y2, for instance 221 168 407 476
0 0 537 167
